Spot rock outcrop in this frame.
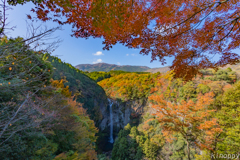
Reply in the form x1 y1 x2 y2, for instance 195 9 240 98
100 98 149 134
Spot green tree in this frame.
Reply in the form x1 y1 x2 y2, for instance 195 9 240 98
196 84 210 94
129 126 138 139
134 147 143 160
215 81 240 154
112 137 129 160
143 139 158 160
179 81 196 100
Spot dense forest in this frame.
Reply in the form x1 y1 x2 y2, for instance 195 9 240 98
1 37 240 159
0 37 99 159
100 70 239 160
48 55 108 122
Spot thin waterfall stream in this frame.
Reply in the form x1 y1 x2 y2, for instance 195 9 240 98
108 99 114 143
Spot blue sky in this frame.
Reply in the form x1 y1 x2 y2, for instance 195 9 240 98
6 3 173 68
7 3 240 69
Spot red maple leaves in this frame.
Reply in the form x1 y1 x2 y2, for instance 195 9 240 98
32 0 240 80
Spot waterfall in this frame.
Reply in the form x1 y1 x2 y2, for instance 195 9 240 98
108 98 114 143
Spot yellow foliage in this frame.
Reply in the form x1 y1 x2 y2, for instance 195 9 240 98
194 150 211 160
51 79 72 98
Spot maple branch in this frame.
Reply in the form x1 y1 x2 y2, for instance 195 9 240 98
237 21 240 32
172 3 220 38
217 19 238 43
200 15 240 52
158 1 222 34
206 11 240 39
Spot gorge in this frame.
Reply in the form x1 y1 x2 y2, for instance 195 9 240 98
97 97 152 152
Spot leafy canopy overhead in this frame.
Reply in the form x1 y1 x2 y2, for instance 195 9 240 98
19 0 240 80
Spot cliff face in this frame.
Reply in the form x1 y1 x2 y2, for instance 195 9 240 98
99 98 150 135
96 97 157 152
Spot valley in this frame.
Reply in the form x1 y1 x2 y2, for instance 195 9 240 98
72 61 240 159
55 59 240 159
2 43 240 159
1 0 239 159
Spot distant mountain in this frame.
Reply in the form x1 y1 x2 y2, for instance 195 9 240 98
75 63 152 72
146 63 240 75
75 63 172 73
146 66 170 73
221 63 240 72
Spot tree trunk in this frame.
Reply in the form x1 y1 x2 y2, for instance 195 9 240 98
186 140 191 160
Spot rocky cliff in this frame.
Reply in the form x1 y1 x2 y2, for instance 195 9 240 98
97 98 151 152
99 98 151 139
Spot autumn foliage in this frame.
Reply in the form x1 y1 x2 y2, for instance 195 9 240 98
54 99 98 160
27 0 240 80
149 92 222 149
0 37 98 159
98 72 162 101
2 0 240 157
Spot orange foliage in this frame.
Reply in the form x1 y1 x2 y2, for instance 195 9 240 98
142 123 150 131
32 0 239 80
223 84 232 92
149 92 222 150
199 79 213 85
56 99 98 160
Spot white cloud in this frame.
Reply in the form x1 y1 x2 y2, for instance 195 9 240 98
93 59 103 64
117 62 120 65
126 54 129 56
93 51 104 56
131 54 135 56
